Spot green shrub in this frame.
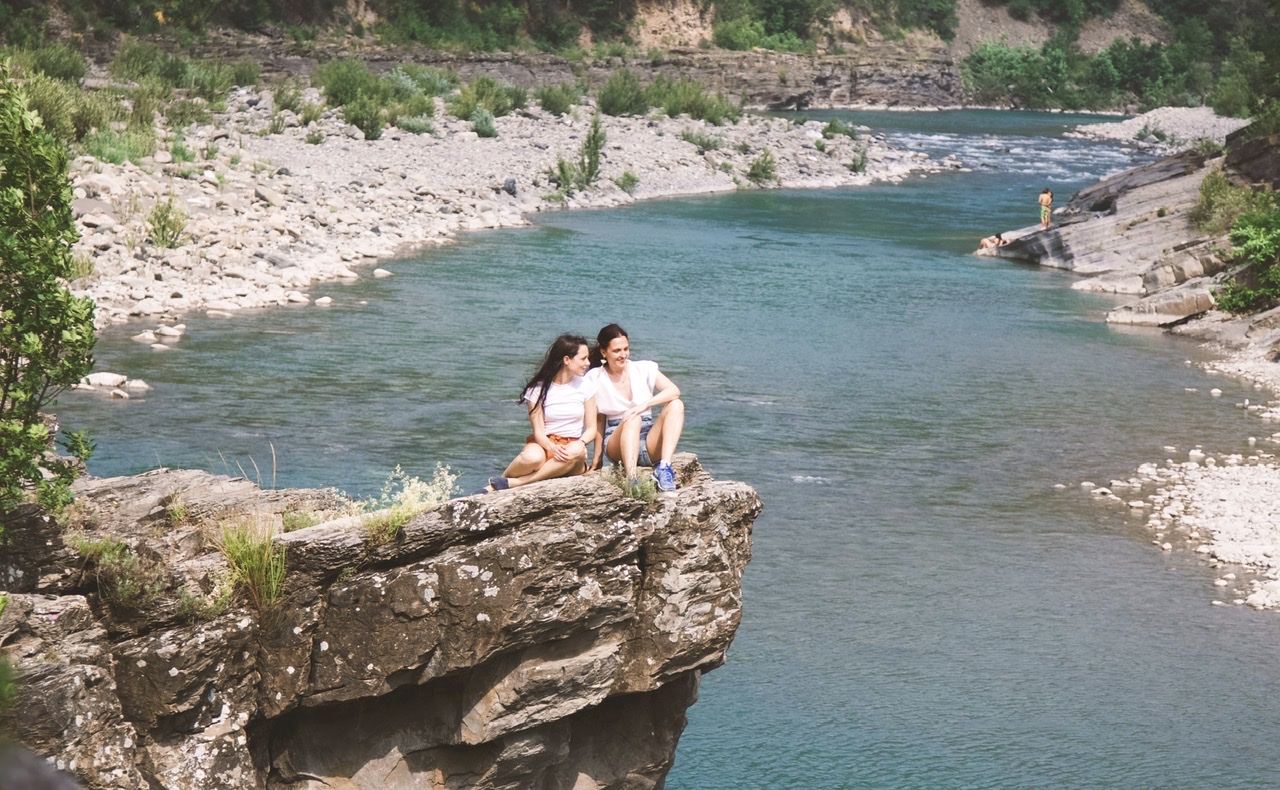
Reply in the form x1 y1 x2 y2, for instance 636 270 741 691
110 39 191 88
361 464 458 545
219 521 286 611
849 146 868 173
75 538 167 609
597 68 649 116
69 252 95 280
300 102 325 125
148 196 188 248
80 128 156 164
648 75 741 124
30 42 88 83
231 59 260 87
393 63 456 96
272 79 302 114
314 58 382 108
614 170 640 194
713 17 766 51
282 511 322 531
166 97 211 127
343 93 384 140
451 75 522 119
746 149 777 185
189 61 235 104
1191 169 1264 235
604 464 656 502
71 91 120 139
822 118 858 139
128 76 173 130
471 106 497 138
397 114 435 134
535 82 580 115
680 128 722 153
22 72 78 142
170 137 195 162
577 112 605 185
1212 200 1280 314
305 129 325 144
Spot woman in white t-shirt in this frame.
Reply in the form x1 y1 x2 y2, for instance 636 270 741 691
586 323 685 492
485 334 598 492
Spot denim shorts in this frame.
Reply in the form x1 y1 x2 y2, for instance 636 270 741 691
603 414 654 467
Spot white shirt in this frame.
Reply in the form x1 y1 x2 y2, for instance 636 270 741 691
587 360 660 419
523 376 595 438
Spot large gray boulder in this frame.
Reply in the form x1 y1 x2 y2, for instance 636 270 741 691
0 455 760 789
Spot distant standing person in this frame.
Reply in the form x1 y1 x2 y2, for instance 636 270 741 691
1039 188 1053 230
587 324 685 492
484 334 597 492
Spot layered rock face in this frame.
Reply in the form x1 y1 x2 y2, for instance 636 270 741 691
0 455 760 789
987 150 1232 326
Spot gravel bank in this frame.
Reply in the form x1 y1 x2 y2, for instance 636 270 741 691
1068 106 1253 152
68 86 954 334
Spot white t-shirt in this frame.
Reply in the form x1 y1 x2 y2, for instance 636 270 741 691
587 360 660 419
523 376 595 438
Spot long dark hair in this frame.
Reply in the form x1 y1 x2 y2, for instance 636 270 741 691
590 323 628 369
520 334 589 412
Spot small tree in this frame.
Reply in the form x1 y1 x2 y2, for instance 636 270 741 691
0 61 96 516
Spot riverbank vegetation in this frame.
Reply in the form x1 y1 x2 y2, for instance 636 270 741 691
3 0 1277 117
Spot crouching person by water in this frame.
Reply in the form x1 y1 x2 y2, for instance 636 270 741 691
587 323 685 492
485 334 597 492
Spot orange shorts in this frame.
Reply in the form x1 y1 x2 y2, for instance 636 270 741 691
526 434 581 458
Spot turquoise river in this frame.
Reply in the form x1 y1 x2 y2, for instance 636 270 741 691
56 111 1280 788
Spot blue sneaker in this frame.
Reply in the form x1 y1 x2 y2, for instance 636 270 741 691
653 461 676 492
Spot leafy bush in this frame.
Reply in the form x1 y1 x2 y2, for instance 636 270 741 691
167 97 211 127
189 61 235 105
313 58 382 108
301 102 325 125
471 106 497 138
0 63 97 515
148 196 188 248
535 82 580 115
614 170 640 194
30 42 88 82
80 128 156 164
110 39 191 88
1191 169 1264 235
361 464 458 545
746 149 778 185
22 72 78 142
344 93 385 140
128 76 173 130
393 64 456 96
76 538 167 609
577 112 605 185
604 464 656 502
680 128 722 153
451 74 523 119
597 68 649 116
648 75 741 124
397 114 435 134
231 59 260 87
822 118 858 139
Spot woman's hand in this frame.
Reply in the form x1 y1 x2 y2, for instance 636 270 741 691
621 405 647 424
553 440 586 462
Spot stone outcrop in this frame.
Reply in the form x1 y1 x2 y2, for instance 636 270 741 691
0 455 760 789
985 150 1234 327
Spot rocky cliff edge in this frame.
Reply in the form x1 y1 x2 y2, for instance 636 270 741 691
0 454 760 789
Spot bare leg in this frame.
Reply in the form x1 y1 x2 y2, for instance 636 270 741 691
508 454 585 487
646 398 685 464
606 417 643 481
503 443 545 478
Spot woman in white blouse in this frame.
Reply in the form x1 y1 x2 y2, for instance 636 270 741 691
587 323 685 491
485 334 598 491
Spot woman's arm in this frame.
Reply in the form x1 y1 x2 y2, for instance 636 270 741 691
621 369 680 423
591 412 607 470
527 403 555 455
